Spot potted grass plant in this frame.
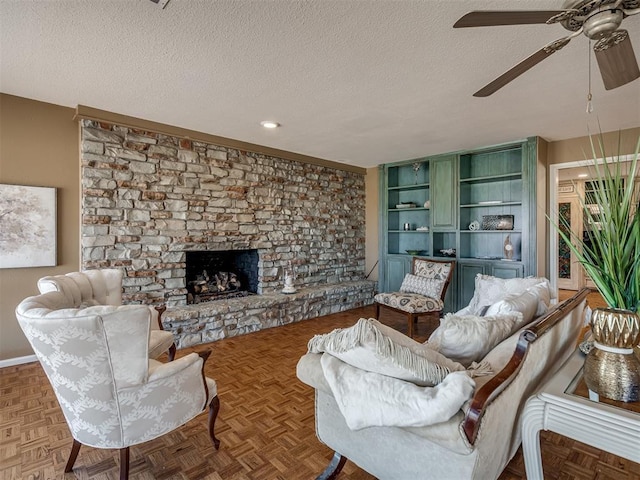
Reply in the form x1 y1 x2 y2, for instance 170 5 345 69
554 133 640 402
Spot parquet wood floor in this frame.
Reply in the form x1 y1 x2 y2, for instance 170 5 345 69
1 293 638 479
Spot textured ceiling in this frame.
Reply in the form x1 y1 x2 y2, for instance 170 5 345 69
1 0 639 168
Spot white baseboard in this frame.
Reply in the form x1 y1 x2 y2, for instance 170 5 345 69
0 354 37 369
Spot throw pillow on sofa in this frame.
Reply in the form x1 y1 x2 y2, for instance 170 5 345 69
307 317 466 386
427 313 521 367
484 290 539 329
485 282 551 323
467 275 553 316
527 282 552 316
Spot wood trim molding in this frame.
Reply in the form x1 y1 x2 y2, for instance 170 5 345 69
461 287 590 444
74 105 366 175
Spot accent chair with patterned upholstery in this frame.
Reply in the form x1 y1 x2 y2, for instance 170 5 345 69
374 257 455 337
15 290 220 480
37 268 176 361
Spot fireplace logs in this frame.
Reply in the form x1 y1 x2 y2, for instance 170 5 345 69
185 249 259 304
187 270 249 304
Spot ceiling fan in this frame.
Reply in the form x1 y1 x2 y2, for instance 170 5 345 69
454 0 640 96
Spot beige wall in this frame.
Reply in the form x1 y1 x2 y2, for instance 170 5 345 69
547 127 640 165
365 166 379 283
542 126 639 281
0 94 79 360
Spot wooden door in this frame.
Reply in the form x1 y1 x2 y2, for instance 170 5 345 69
557 196 582 290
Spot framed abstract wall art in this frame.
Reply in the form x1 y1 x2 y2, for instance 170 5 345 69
0 184 57 268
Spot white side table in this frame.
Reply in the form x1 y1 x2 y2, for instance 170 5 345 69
521 348 640 480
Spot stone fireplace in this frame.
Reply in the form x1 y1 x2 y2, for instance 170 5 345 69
79 118 375 347
185 249 259 303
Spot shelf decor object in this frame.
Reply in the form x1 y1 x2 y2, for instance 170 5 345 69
481 214 514 230
503 235 514 260
551 133 640 402
412 162 421 184
395 202 416 209
469 220 480 231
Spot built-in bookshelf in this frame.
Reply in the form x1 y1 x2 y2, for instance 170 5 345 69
379 138 538 310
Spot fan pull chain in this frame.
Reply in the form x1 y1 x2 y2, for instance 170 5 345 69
586 40 593 114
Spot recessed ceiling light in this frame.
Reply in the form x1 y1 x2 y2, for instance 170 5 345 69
578 173 589 178
260 121 280 129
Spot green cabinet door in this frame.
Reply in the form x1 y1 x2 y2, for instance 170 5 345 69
457 260 525 310
431 155 457 230
458 261 485 310
490 263 524 279
385 255 411 292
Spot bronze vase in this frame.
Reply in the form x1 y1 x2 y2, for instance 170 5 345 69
584 307 640 402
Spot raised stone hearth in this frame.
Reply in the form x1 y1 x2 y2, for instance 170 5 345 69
166 280 375 348
80 119 373 346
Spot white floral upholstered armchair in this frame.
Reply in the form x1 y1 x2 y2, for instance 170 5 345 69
15 290 220 480
37 268 176 360
374 257 455 337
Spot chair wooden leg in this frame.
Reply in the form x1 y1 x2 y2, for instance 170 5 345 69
64 439 82 473
119 447 130 480
208 395 221 449
168 343 176 361
316 452 347 480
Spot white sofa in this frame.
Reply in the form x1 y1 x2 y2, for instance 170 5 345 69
297 278 589 480
37 269 176 360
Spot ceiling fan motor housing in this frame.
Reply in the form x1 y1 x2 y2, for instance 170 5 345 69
559 0 634 34
583 8 623 38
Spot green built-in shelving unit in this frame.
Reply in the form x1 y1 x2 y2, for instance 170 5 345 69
378 137 538 311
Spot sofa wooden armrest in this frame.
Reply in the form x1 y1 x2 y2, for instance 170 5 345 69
462 288 590 445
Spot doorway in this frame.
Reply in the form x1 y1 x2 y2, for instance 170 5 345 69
548 155 636 294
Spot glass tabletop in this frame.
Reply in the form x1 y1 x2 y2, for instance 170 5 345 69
565 363 640 415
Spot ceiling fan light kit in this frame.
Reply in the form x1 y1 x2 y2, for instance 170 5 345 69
454 0 640 96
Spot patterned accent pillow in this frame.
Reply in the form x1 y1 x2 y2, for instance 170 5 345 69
308 317 466 386
414 260 451 281
400 273 444 298
374 292 444 313
427 313 521 367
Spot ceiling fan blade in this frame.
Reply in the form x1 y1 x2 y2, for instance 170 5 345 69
453 10 565 28
594 30 640 90
473 36 572 97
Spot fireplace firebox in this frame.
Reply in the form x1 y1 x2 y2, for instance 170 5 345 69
185 249 258 304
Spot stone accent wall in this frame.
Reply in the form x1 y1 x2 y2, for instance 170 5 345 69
80 120 367 307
